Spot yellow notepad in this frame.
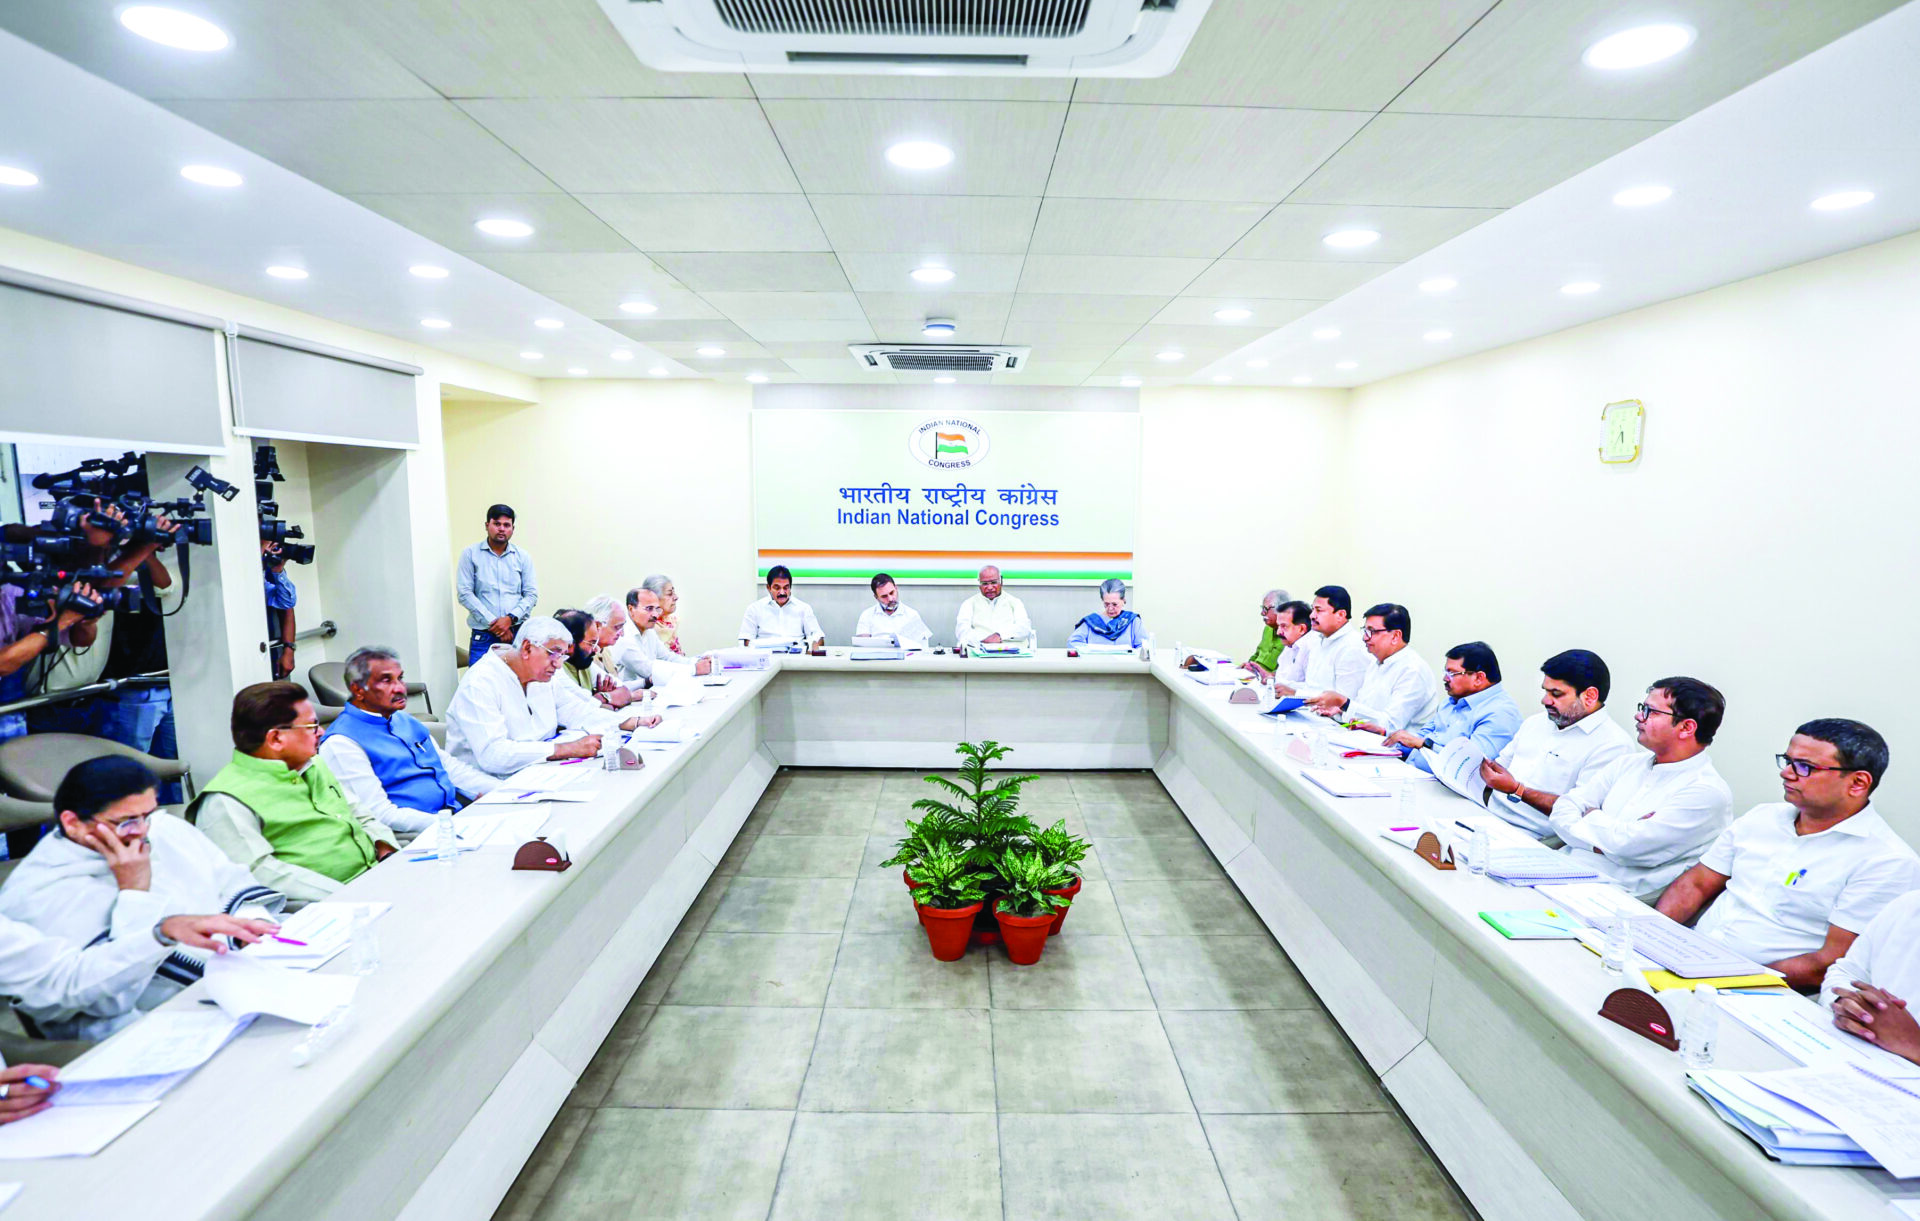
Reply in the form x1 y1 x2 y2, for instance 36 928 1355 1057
1642 969 1788 992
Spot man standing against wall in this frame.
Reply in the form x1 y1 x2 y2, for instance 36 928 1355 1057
455 504 537 667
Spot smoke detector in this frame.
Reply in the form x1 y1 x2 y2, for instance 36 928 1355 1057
598 0 1213 76
850 344 1030 373
922 318 957 338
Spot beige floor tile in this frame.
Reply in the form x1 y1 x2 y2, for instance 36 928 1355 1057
768 1112 1000 1221
826 932 991 1009
1130 935 1317 1010
986 933 1154 1010
707 876 855 934
665 932 841 1007
799 1008 995 1112
1204 1113 1472 1219
998 1113 1234 1221
607 1006 821 1109
1163 1010 1388 1114
992 1010 1190 1112
533 1109 792 1221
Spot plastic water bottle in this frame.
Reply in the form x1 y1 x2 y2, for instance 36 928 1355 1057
1682 985 1720 1068
1601 916 1633 977
291 1004 354 1067
1140 633 1153 663
435 808 457 867
348 907 380 976
1466 826 1490 875
1174 641 1185 671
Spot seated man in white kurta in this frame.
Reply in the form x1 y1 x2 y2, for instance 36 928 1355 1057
737 565 823 648
954 565 1032 649
1476 649 1641 838
1304 602 1441 734
445 616 652 778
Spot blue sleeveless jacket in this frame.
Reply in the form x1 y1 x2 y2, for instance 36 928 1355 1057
323 705 458 814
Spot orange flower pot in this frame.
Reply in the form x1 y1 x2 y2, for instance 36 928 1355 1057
920 901 983 961
994 900 1056 966
1041 875 1083 936
904 869 927 926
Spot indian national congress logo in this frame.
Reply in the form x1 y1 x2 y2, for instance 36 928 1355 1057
909 418 990 470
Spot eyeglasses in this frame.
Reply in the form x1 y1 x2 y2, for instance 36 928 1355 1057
1634 703 1678 721
275 721 322 736
1360 626 1394 640
112 814 150 836
543 646 569 663
1776 754 1849 779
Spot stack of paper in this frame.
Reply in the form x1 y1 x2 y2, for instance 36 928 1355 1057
1479 909 1583 939
243 901 391 971
1299 768 1390 798
1720 992 1920 1080
1534 882 1649 925
1326 728 1400 756
1450 817 1601 884
714 648 772 671
850 648 907 661
970 643 1031 658
1688 1070 1873 1166
1077 644 1134 655
474 760 595 805
1716 1065 1920 1175
202 954 358 1024
1621 917 1769 979
52 1009 253 1107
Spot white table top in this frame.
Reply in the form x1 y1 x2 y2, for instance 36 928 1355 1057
773 646 1152 675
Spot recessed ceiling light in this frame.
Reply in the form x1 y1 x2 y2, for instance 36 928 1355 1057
179 164 242 188
420 317 451 329
1211 375 1231 383
1613 184 1672 207
1119 376 1142 387
409 264 449 279
520 351 542 360
534 318 563 330
1335 360 1358 371
1323 228 1381 250
1291 375 1312 385
911 266 955 284
746 373 769 383
696 346 726 357
1583 24 1695 70
923 318 957 338
1811 190 1875 211
1561 281 1602 295
1312 327 1341 341
611 350 633 361
568 367 588 376
1155 350 1184 362
474 217 533 238
886 141 954 171
648 367 668 376
119 6 230 51
1418 276 1457 294
0 166 40 187
265 265 308 280
619 300 658 314
1212 307 1253 322
1424 329 1452 343
1245 359 1268 369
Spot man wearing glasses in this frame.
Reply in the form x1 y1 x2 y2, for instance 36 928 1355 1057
196 682 400 905
1305 603 1441 734
1243 594 1312 684
445 616 653 779
1655 719 1919 990
1533 676 1733 901
954 565 1033 651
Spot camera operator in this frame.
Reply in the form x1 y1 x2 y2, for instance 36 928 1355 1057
0 579 104 743
263 540 298 680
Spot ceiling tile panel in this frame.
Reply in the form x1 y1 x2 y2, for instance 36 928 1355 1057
994 362 1099 386
1389 0 1906 121
1047 105 1371 202
579 194 830 252
1015 256 1212 296
1184 260 1396 299
781 359 893 383
343 0 755 98
1073 0 1491 110
837 252 1026 294
1007 295 1173 325
700 292 867 321
763 341 872 360
1028 199 1271 259
353 194 635 253
1002 322 1142 350
761 100 1068 195
740 319 878 343
651 253 851 293
749 76 1074 102
605 320 754 344
544 288 723 321
654 341 777 359
1225 203 1505 262
1149 298 1324 327
1131 324 1269 351
854 292 1015 321
461 252 678 295
865 318 1012 345
809 196 1041 254
1287 114 1670 208
166 100 556 194
457 99 799 193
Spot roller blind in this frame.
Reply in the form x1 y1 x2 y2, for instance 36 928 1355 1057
0 269 225 453
228 328 422 449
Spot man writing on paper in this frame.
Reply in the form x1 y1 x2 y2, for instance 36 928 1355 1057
319 647 498 840
955 565 1033 650
1532 677 1733 901
856 573 931 650
1656 720 1918 990
738 565 824 648
1305 603 1441 734
447 617 656 779
1476 650 1641 838
1275 586 1367 699
1385 642 1523 773
456 504 537 667
1823 890 1920 1064
196 682 400 904
615 587 714 686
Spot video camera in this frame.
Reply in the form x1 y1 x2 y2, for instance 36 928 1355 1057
0 546 131 620
255 445 316 569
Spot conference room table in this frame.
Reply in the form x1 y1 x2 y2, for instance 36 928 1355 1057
4 649 1907 1220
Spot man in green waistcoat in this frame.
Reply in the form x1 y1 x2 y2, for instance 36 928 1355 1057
194 681 398 905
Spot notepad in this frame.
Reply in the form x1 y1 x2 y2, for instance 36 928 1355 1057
1642 968 1787 992
243 901 392 971
1260 697 1308 716
1479 909 1583 939
1299 768 1389 798
202 954 358 1025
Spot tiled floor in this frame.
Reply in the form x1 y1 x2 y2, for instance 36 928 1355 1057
494 769 1476 1221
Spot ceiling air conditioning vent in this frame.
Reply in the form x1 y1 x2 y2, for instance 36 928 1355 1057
601 0 1212 76
850 344 1031 373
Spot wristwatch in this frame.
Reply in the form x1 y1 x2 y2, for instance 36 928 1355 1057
152 920 178 948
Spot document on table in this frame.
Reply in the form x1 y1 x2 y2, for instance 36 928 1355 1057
1431 738 1489 802
474 760 596 805
0 1184 18 1209
0 1103 158 1159
1720 992 1920 1080
1620 916 1769 979
1340 757 1431 784
1299 767 1390 798
50 1009 254 1106
1753 1065 1920 1177
1534 882 1649 925
202 954 358 1024
1323 727 1400 755
242 901 392 970
625 721 688 745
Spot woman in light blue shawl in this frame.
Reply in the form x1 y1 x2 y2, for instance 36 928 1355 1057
1069 579 1146 648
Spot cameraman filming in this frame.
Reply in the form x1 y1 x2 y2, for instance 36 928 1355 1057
263 540 297 680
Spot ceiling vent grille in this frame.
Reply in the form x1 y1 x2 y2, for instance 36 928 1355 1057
601 0 1211 76
850 344 1031 373
714 0 1091 38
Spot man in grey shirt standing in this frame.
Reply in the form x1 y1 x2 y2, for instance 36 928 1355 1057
456 504 538 665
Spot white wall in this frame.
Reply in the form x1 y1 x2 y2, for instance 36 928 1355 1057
1339 228 1920 834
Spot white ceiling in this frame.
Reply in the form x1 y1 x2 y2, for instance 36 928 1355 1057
0 0 1909 387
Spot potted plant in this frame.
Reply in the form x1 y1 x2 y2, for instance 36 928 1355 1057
909 844 993 962
912 740 1039 945
880 810 964 893
1032 819 1091 936
992 848 1076 965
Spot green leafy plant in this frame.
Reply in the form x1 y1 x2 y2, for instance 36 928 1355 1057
992 847 1076 918
912 740 1040 866
1030 819 1090 879
908 843 994 910
879 809 964 871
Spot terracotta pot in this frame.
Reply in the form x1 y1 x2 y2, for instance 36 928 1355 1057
904 869 928 926
994 900 1056 966
1041 875 1083 937
970 903 1002 947
920 901 983 961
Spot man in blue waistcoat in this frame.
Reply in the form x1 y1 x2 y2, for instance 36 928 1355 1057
317 646 498 839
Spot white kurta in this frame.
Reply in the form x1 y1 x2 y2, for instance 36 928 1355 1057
1301 621 1369 696
445 651 621 778
855 603 932 649
954 593 1032 648
737 596 823 644
0 915 178 1030
1549 750 1733 899
608 626 695 687
1821 889 1920 1010
1485 710 1642 837
318 716 500 836
1342 646 1442 733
